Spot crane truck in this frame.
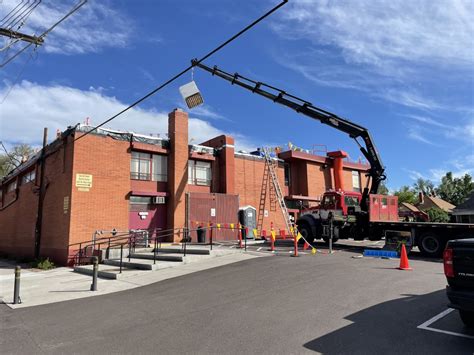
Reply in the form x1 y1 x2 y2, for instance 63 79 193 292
191 60 474 258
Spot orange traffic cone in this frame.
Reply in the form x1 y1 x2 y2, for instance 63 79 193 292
398 244 412 271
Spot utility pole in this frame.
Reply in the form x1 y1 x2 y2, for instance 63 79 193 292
0 28 44 46
34 128 48 259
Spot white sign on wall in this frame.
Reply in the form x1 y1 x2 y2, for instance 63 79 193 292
264 210 269 217
210 208 216 217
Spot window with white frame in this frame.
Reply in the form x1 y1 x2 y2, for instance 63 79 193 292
131 152 167 182
22 169 36 184
352 170 361 192
188 160 211 186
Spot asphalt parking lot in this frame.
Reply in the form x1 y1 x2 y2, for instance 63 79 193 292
1 240 473 354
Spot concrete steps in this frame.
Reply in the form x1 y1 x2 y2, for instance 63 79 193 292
103 258 180 271
74 245 238 279
154 246 211 255
129 252 185 262
73 264 146 280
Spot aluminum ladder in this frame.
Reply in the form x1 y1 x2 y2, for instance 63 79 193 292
262 147 296 237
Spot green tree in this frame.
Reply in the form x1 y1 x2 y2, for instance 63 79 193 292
393 186 418 205
377 181 389 195
436 172 474 206
426 207 450 223
413 178 436 196
0 144 35 179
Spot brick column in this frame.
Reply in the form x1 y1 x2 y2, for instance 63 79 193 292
200 135 235 193
168 109 188 241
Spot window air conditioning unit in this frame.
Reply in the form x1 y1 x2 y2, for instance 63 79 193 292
153 196 165 204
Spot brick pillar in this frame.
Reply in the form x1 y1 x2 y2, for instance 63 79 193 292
200 135 235 193
168 109 188 242
220 137 235 194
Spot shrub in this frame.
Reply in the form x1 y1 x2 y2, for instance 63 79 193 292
31 258 55 270
426 207 450 223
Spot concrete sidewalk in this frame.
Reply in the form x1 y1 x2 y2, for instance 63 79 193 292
0 251 266 309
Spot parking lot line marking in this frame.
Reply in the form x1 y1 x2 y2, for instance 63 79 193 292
417 308 474 340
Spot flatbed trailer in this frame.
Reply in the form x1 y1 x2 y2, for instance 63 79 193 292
368 220 474 257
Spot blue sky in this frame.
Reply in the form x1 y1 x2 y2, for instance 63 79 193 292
0 0 473 190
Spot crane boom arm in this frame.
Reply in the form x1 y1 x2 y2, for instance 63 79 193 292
191 60 386 210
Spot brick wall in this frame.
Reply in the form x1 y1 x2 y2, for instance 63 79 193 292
68 133 130 261
234 155 288 232
0 136 74 264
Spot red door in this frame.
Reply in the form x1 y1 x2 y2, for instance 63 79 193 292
129 198 167 239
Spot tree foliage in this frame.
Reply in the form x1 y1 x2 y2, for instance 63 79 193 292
0 144 35 179
413 178 436 196
436 172 474 206
426 207 450 223
393 186 418 205
377 181 389 195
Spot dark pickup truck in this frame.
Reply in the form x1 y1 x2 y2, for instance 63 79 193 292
444 239 474 327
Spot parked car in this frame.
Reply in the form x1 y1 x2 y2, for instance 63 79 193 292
443 238 474 327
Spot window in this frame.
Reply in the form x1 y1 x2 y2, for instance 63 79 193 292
131 152 167 182
6 180 17 192
352 171 360 192
22 170 36 184
130 196 152 204
188 160 211 186
322 195 336 209
344 196 359 207
152 155 167 182
284 163 291 186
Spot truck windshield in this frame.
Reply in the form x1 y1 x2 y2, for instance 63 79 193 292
344 196 359 207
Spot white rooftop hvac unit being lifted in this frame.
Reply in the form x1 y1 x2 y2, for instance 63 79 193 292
179 81 204 109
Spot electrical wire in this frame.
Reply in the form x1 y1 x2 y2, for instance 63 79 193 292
0 0 87 67
9 0 41 31
75 0 288 142
4 1 33 29
0 0 25 27
0 1 23 24
0 141 21 167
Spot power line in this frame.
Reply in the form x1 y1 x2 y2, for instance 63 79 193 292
0 0 87 67
0 140 21 167
74 0 288 142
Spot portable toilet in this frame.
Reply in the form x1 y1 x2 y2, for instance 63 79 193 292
238 205 257 239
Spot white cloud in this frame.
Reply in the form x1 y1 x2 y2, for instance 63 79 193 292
0 81 258 151
274 0 473 68
404 154 474 183
0 0 132 55
271 0 474 112
185 104 226 121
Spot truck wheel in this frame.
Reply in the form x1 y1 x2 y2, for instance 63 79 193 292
298 223 314 244
459 310 474 328
418 233 444 257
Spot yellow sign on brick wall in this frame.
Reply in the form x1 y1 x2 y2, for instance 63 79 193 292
76 174 92 191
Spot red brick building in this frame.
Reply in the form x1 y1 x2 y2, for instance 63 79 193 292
0 109 368 265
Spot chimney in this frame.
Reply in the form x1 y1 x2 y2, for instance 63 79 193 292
167 109 189 240
419 192 424 205
327 150 348 191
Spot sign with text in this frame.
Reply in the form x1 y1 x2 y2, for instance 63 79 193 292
76 174 93 192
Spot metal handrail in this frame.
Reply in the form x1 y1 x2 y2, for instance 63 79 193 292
69 224 248 268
